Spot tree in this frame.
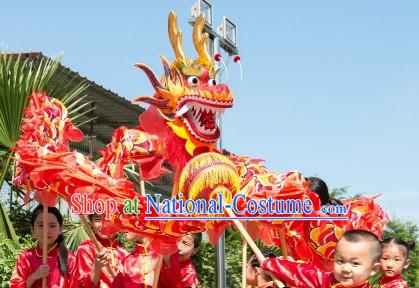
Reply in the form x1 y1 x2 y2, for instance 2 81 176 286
329 186 362 201
0 232 37 286
192 227 245 287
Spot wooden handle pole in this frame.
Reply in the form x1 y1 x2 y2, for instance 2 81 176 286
42 206 48 288
152 255 164 288
79 215 116 278
242 223 248 288
79 215 101 250
279 229 289 260
136 162 146 196
224 206 284 288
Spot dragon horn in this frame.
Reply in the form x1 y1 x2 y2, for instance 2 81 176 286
193 13 212 68
168 11 190 66
134 63 168 92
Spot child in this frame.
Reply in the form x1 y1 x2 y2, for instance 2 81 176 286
262 229 382 288
246 249 276 288
10 204 75 288
379 238 414 288
178 233 201 288
111 232 181 288
73 213 129 287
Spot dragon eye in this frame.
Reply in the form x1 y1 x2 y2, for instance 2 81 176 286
187 76 199 86
208 78 216 86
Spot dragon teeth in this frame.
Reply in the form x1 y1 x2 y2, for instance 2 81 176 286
175 105 190 117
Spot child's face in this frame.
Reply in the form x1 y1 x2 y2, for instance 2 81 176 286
334 238 380 287
245 258 258 286
177 234 197 262
32 212 62 247
380 244 410 277
91 214 113 240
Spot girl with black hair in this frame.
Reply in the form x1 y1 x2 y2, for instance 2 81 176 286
380 237 415 288
177 233 202 288
74 213 129 288
9 204 75 288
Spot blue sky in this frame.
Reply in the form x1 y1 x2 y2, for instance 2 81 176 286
2 0 419 224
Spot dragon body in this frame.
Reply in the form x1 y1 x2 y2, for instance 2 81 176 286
97 12 232 184
13 11 387 268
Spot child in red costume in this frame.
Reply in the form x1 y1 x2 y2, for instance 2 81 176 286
262 229 382 288
379 238 414 288
177 233 201 288
246 249 277 288
10 205 76 288
111 232 180 288
73 214 129 288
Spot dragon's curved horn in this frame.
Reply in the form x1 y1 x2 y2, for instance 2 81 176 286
134 63 168 92
168 11 189 66
193 13 212 68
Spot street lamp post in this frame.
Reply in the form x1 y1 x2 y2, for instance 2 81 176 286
189 2 239 288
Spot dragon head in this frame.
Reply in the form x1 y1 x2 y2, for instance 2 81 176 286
133 11 233 151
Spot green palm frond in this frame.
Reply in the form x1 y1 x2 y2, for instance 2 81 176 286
0 149 8 158
124 165 142 185
0 203 19 246
63 222 89 253
329 186 351 201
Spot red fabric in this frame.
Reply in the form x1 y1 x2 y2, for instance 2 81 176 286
262 258 371 288
13 91 84 206
342 196 389 239
139 106 192 171
270 196 388 271
73 238 128 288
380 275 408 288
178 259 198 288
96 125 168 180
9 246 75 288
111 244 181 288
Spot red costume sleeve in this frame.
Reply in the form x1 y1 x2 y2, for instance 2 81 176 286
110 247 181 288
109 272 123 288
262 258 334 288
73 241 97 288
159 252 181 288
73 240 121 288
179 259 199 288
67 252 77 288
73 239 128 288
9 252 31 288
